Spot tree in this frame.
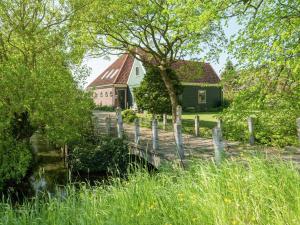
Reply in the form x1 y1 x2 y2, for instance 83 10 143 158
220 59 239 101
73 0 227 122
221 0 300 147
0 0 93 189
133 67 182 115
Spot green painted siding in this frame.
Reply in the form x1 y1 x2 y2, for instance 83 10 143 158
126 59 222 111
181 85 222 111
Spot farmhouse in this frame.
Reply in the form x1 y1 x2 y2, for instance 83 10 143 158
86 54 222 111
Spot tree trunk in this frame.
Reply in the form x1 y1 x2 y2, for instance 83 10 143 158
159 67 178 123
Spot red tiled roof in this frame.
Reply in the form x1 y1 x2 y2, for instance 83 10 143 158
115 55 134 84
87 53 220 88
87 54 134 88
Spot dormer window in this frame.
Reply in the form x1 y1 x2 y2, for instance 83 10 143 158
136 67 140 76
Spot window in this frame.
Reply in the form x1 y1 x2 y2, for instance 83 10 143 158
105 92 108 97
136 67 140 76
198 90 206 104
110 91 113 97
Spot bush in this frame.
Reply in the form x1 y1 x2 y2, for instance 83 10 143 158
221 96 299 147
122 109 138 123
0 137 32 190
183 126 212 138
94 105 115 112
184 107 196 113
70 135 130 175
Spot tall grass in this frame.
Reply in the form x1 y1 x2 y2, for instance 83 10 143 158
1 158 300 225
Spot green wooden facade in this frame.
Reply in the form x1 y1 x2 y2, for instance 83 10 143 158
180 85 222 111
127 58 223 111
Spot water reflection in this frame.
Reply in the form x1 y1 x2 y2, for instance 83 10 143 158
29 132 69 197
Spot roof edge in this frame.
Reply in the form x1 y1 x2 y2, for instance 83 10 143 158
113 54 129 84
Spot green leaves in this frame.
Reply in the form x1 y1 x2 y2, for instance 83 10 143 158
0 0 94 188
73 0 227 63
0 136 32 189
220 1 300 147
133 67 182 115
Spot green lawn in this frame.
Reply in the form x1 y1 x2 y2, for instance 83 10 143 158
138 112 220 137
2 158 300 225
182 112 219 121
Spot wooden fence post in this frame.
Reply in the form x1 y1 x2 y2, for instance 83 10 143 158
134 118 140 144
174 105 184 160
248 117 255 145
212 127 224 165
176 105 182 122
152 119 159 151
116 107 123 138
195 115 199 137
217 119 222 129
105 116 111 135
163 114 167 130
297 118 300 143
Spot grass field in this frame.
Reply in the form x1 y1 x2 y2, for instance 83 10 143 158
1 157 299 225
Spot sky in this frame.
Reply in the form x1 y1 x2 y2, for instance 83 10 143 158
83 19 240 87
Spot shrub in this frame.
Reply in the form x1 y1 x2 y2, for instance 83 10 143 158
94 105 115 112
70 135 130 175
221 96 299 147
184 107 196 113
220 66 300 147
122 109 138 123
0 137 32 190
182 126 212 138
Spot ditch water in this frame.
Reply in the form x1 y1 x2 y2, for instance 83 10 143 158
5 132 107 203
5 131 155 203
28 132 68 197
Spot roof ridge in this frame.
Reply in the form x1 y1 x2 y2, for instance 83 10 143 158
113 54 129 84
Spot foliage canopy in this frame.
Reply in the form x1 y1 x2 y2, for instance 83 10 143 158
0 0 94 188
221 0 300 147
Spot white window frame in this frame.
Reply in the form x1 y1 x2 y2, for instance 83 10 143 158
136 67 140 76
198 90 206 104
